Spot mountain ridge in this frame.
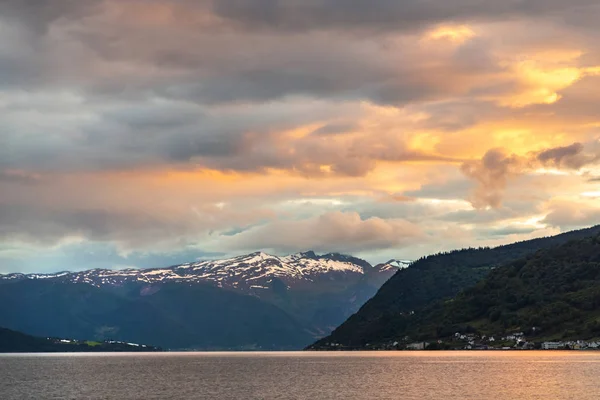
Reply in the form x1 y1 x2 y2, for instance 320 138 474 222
0 251 406 350
0 251 395 293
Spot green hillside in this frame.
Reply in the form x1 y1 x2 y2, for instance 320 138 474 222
310 225 600 349
414 234 600 342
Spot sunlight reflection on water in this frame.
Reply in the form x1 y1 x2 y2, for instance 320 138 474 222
1 351 599 399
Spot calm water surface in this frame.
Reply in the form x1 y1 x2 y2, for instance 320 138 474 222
1 351 600 399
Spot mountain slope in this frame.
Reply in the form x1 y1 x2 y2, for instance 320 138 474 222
328 233 600 347
0 251 401 349
310 225 600 349
0 280 313 350
0 327 161 353
419 233 600 342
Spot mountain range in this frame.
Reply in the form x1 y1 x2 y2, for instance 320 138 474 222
309 225 600 349
0 252 408 350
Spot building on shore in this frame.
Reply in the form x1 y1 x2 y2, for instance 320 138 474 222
542 342 563 350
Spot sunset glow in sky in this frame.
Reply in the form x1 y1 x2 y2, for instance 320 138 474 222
2 0 600 272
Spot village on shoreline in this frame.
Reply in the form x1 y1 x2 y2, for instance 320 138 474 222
321 330 600 351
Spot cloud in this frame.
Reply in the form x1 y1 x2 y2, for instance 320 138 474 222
211 0 598 33
2 0 600 272
217 211 424 254
462 141 600 208
0 169 41 184
0 203 204 250
1 94 461 176
0 241 225 274
537 142 600 169
461 149 525 209
543 199 600 229
0 0 101 33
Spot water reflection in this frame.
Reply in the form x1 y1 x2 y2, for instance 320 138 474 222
1 351 598 399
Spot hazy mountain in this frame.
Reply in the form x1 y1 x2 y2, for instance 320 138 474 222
0 251 402 349
309 225 600 349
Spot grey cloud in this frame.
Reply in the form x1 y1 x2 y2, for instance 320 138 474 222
0 203 203 248
1 92 456 176
0 0 101 33
0 170 41 184
537 142 586 168
1 0 598 109
479 226 540 237
525 75 600 123
211 0 597 33
405 179 473 200
439 208 519 225
220 211 425 254
461 149 525 209
0 0 524 107
543 200 600 229
2 0 600 270
4 0 596 38
160 70 350 105
0 241 225 274
538 142 600 170
353 199 468 224
461 141 600 209
311 123 357 136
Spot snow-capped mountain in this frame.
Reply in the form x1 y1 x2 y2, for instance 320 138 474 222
0 251 398 294
0 251 410 349
378 259 413 271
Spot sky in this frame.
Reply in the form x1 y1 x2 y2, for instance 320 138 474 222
2 0 600 273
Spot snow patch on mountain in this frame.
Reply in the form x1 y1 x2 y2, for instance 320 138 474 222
380 259 412 271
0 251 405 293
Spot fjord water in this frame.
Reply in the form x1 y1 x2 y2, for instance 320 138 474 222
2 352 600 399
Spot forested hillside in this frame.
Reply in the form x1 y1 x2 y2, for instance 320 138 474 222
310 225 600 348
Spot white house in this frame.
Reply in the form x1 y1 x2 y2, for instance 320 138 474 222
542 342 562 350
406 342 426 350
